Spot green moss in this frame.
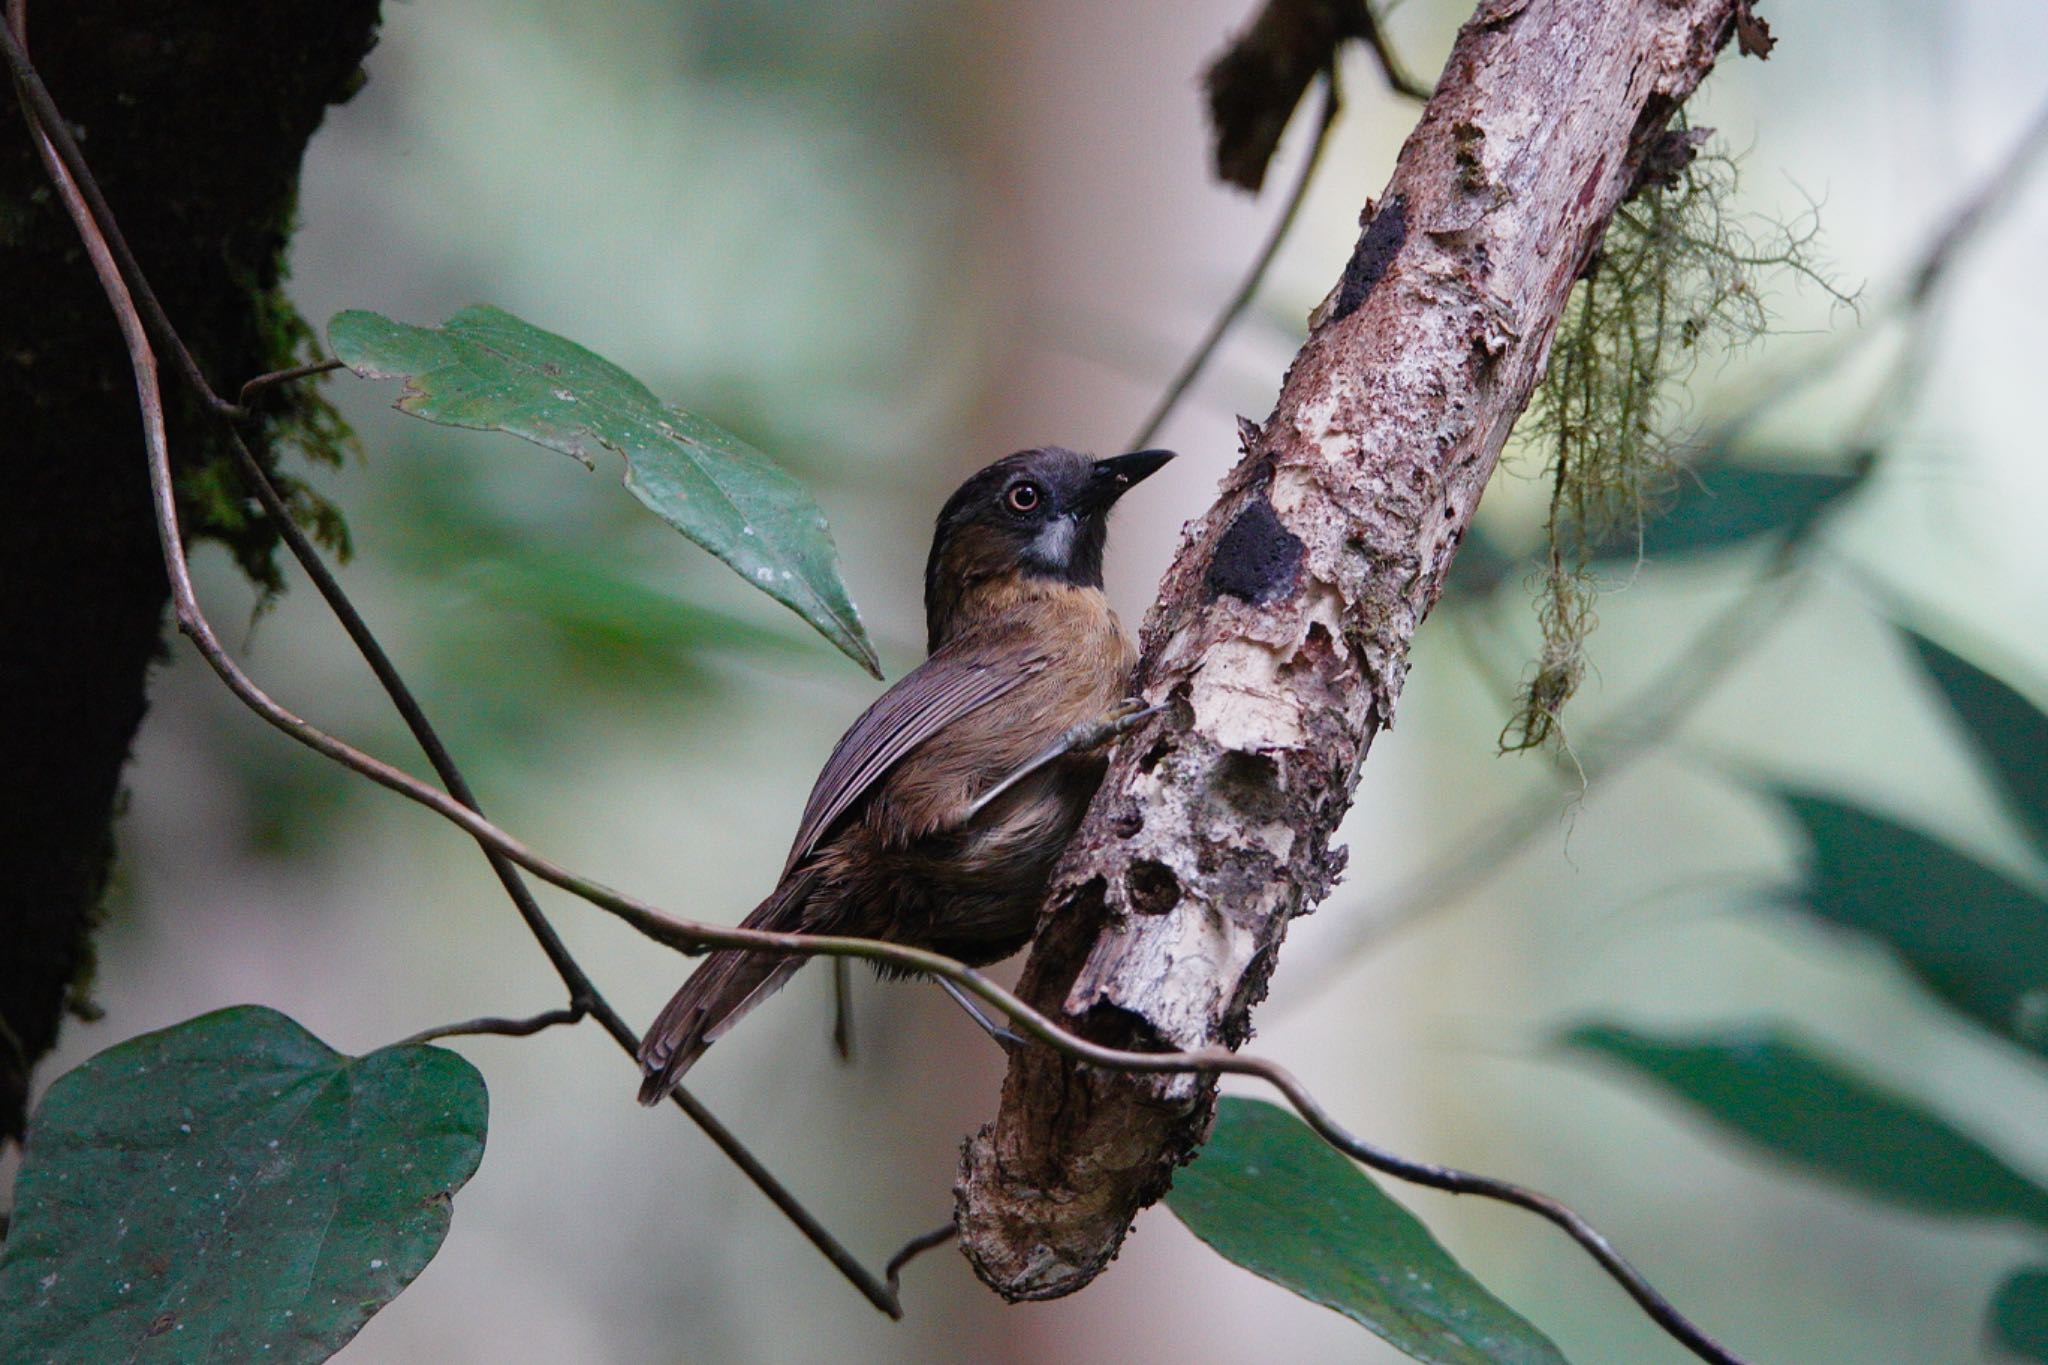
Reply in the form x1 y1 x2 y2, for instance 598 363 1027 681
174 211 358 598
249 267 359 559
1501 126 1846 754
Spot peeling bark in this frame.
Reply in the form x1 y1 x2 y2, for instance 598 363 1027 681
957 0 1755 1299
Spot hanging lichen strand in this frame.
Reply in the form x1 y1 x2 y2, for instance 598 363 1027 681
1502 128 1843 753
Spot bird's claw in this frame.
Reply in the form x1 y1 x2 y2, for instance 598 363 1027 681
963 698 1164 821
938 978 1030 1052
1097 696 1164 739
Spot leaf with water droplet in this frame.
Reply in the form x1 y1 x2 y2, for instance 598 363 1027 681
329 305 880 677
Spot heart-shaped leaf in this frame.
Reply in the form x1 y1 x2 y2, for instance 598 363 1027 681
1564 1024 2048 1227
1166 1097 1567 1364
0 1006 488 1364
329 305 880 677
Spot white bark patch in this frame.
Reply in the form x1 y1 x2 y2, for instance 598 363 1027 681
1225 817 1296 864
1070 902 1258 1052
1282 371 1361 462
1188 638 1305 751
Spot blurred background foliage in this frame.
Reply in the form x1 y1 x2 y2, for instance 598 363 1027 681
24 0 2048 1360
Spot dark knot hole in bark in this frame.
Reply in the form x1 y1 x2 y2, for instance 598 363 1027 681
1211 749 1285 822
1124 859 1182 916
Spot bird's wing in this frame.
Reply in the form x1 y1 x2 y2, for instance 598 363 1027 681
782 643 1049 874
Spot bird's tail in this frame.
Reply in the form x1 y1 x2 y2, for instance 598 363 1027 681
635 878 812 1105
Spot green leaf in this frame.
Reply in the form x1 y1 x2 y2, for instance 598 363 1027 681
1590 456 1868 565
1772 788 2048 1057
1166 1097 1567 1364
1993 1268 2048 1361
458 547 820 672
1565 1024 2048 1227
1444 456 1869 602
1901 628 2048 858
0 1006 488 1363
328 305 881 677
1440 522 1520 602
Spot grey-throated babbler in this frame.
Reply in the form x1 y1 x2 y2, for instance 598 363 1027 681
636 446 1173 1102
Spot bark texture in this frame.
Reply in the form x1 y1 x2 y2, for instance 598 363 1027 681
957 0 1753 1298
0 2 380 1139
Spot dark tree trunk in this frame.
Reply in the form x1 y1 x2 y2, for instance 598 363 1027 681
0 1 382 1140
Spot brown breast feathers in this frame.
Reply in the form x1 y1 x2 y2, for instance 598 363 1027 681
864 576 1131 847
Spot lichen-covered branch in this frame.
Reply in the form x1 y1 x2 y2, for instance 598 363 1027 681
957 0 1761 1299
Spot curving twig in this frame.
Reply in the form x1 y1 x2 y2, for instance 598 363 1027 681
398 1005 588 1048
238 357 345 413
1128 73 1340 451
0 11 913 1321
4 16 1744 1362
883 1223 960 1300
1358 2 1431 102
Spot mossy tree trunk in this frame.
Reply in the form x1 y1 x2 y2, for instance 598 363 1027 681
0 2 381 1141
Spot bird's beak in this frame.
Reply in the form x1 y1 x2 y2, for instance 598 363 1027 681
1084 449 1176 510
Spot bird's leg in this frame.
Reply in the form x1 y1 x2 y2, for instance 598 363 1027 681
831 956 856 1063
937 977 1029 1051
964 698 1164 821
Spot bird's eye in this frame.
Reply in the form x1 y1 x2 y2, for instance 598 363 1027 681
1005 482 1042 514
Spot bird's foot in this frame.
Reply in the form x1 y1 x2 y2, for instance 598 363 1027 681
937 978 1029 1052
964 698 1165 820
830 956 856 1064
1090 695 1164 744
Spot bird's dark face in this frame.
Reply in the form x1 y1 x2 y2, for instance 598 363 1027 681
923 446 1173 648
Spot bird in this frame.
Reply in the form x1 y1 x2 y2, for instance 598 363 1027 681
636 446 1173 1103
